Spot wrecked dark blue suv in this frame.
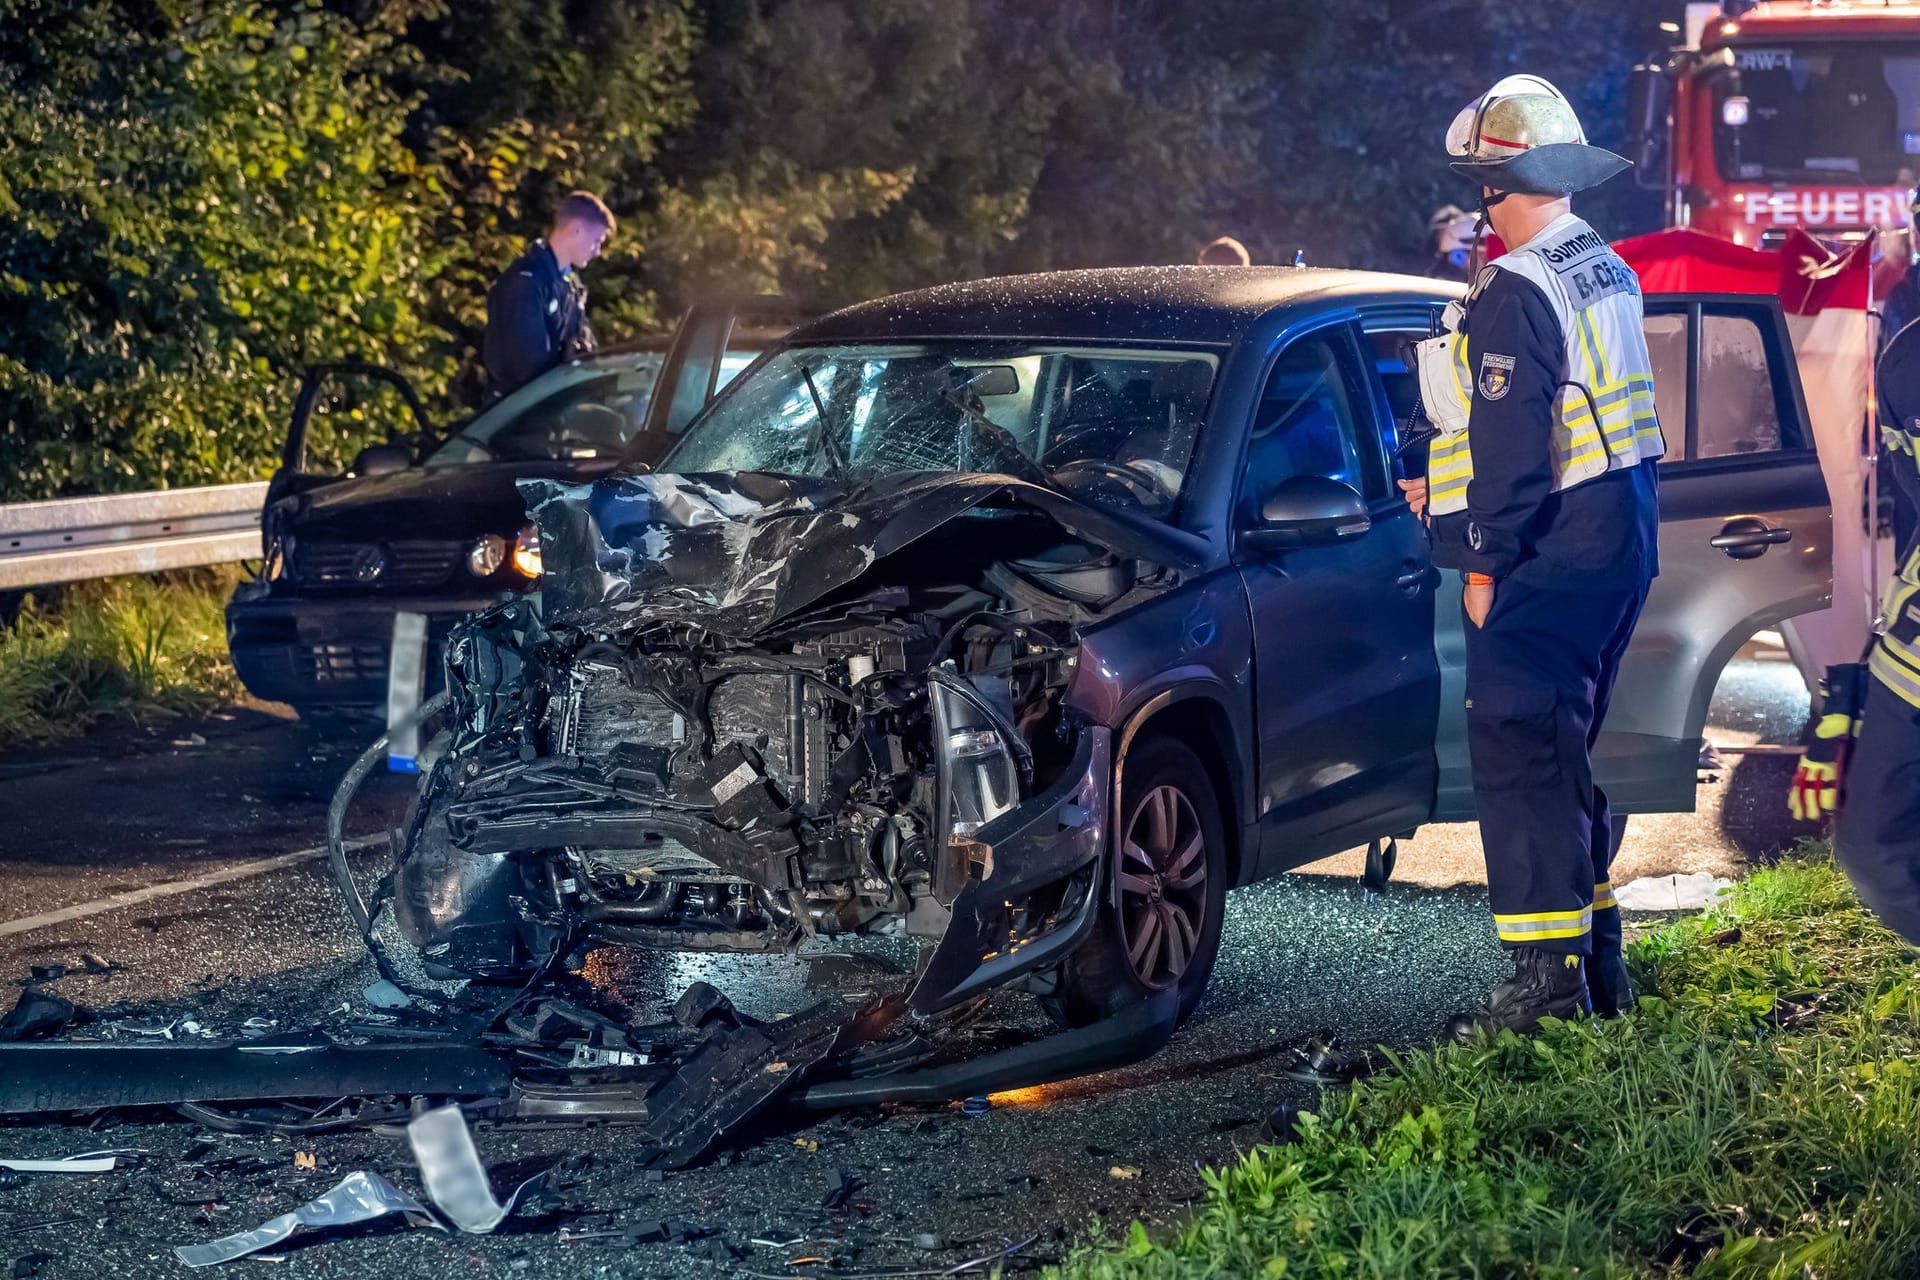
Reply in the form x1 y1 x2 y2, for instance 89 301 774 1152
379 266 1828 1060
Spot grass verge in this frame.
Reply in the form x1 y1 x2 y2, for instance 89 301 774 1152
1056 849 1920 1279
0 569 242 747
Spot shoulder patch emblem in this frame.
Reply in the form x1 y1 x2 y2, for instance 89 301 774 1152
1477 352 1515 401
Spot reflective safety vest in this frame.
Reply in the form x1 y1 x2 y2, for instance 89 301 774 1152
1868 424 1920 706
1414 214 1667 516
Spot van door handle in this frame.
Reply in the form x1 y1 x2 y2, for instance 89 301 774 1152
1711 517 1793 560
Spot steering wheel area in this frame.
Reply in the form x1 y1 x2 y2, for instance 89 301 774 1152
1050 456 1176 507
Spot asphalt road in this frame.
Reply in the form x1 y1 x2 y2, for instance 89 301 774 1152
0 654 1813 1279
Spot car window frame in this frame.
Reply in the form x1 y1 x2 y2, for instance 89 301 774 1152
1230 316 1394 540
1358 304 1449 485
1641 294 1817 474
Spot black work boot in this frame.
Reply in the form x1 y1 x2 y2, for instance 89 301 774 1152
1446 947 1592 1043
1584 945 1636 1018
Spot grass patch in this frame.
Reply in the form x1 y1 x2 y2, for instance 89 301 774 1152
0 569 242 746
1057 850 1920 1279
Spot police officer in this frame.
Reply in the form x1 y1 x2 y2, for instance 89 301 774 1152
483 191 615 399
1790 317 1920 944
1406 76 1666 1039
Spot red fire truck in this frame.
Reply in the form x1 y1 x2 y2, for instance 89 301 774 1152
1629 1 1920 251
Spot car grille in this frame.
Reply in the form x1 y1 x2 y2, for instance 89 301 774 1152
294 540 465 591
307 642 387 685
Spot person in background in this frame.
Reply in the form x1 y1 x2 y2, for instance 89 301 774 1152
1790 315 1920 945
483 191 616 400
1426 204 1480 280
1197 235 1252 267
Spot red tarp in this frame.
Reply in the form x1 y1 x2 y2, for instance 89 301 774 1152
1611 227 1872 314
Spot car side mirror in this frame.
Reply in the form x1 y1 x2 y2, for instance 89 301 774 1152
1241 475 1371 551
349 441 414 477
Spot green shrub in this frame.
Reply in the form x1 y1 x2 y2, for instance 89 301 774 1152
1059 853 1920 1280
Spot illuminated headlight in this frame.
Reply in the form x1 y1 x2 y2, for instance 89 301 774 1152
1721 96 1750 128
511 523 543 578
466 533 507 577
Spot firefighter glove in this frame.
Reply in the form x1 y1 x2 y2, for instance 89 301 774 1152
1790 663 1866 821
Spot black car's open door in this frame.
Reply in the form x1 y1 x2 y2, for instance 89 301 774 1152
623 297 808 468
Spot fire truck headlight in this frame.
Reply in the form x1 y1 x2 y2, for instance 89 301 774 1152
1722 96 1750 128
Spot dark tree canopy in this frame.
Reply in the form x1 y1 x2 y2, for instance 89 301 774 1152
0 0 1675 501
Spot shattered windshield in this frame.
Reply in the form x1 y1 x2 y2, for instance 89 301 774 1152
1712 43 1920 184
660 342 1218 517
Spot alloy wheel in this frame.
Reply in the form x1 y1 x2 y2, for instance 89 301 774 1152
1116 782 1210 989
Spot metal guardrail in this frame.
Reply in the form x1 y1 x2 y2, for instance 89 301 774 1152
0 482 269 591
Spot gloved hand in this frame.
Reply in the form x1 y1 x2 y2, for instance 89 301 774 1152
1790 663 1867 821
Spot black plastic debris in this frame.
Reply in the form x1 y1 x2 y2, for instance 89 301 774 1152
671 981 751 1032
26 967 63 984
1262 1103 1303 1145
821 1169 861 1211
79 955 116 976
9 1252 52 1279
1280 1034 1373 1085
0 989 83 1043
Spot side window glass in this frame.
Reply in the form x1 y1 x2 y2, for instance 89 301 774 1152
1698 312 1785 457
1364 327 1428 470
1641 312 1690 461
1238 331 1381 525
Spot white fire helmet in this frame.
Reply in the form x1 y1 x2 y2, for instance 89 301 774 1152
1445 74 1630 196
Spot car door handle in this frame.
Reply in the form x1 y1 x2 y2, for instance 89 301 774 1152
1710 518 1793 560
1395 563 1430 591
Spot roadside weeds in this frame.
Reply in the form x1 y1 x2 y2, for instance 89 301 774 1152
1055 846 1920 1279
0 569 240 746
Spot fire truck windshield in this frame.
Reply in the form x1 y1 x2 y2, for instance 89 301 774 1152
1711 43 1920 185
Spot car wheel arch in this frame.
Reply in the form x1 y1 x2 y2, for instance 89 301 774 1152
1112 686 1252 888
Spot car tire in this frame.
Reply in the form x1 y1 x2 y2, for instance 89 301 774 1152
1041 736 1227 1030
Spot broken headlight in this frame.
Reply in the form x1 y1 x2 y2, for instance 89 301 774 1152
931 672 1020 853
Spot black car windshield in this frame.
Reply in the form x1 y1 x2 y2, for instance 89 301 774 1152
659 342 1218 516
427 351 757 467
1712 42 1920 184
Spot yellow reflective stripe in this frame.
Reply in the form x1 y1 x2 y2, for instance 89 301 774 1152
1496 917 1594 943
1495 905 1593 924
1593 881 1616 911
1872 647 1920 708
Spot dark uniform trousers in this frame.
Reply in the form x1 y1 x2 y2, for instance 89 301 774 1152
1834 676 1920 943
1462 576 1648 956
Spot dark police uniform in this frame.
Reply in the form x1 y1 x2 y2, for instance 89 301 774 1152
1422 212 1664 976
484 240 594 399
1829 319 1920 943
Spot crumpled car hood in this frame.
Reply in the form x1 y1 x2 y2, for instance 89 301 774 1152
521 470 1210 636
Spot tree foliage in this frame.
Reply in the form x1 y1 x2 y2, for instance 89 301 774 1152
0 0 1679 501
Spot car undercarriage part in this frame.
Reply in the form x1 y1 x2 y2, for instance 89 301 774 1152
0 1042 511 1115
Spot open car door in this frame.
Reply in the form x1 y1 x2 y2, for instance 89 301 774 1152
1432 293 1832 819
621 297 809 468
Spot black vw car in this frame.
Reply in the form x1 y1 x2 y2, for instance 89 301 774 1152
226 306 788 733
377 265 1828 1058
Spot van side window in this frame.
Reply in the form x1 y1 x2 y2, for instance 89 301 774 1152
1238 331 1383 524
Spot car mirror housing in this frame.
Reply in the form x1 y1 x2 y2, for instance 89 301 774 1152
350 440 414 477
1241 475 1371 552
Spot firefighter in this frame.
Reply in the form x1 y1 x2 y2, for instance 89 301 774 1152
1789 317 1920 945
1425 204 1478 280
1405 75 1666 1039
483 191 615 399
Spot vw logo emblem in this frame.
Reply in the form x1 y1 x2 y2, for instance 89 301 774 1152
351 544 389 583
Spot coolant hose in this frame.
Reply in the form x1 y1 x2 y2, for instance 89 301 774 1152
326 691 451 937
